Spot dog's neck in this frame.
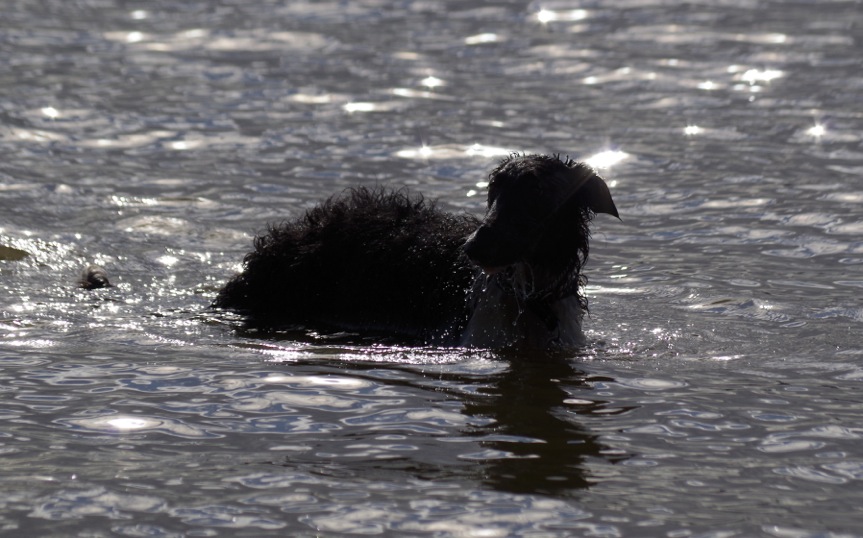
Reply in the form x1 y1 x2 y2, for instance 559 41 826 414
459 263 585 351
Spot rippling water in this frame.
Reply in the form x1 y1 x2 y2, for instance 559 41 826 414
2 1 863 536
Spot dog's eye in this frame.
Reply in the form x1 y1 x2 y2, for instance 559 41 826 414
487 173 515 203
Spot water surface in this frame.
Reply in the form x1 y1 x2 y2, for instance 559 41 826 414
2 1 863 536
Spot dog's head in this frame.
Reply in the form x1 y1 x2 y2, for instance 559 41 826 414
463 154 618 275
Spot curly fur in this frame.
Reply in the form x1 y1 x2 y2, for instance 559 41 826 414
215 187 480 339
214 154 617 350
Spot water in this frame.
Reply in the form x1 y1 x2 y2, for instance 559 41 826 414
2 0 863 536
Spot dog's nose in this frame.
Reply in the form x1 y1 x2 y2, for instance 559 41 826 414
463 227 509 274
463 227 489 262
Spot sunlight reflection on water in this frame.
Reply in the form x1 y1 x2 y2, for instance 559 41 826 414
3 0 863 536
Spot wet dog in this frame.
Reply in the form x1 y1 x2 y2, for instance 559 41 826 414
214 154 618 350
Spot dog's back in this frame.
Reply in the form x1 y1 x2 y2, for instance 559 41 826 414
214 187 480 340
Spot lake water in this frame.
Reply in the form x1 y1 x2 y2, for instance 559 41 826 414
2 0 863 536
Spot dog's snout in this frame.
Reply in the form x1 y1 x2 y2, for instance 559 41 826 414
463 225 525 273
463 226 491 264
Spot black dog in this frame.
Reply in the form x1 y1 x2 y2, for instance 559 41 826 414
214 154 618 350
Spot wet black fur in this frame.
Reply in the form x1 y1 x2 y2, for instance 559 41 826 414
214 154 616 346
214 187 481 339
466 155 599 312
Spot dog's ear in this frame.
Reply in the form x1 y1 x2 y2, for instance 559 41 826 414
581 175 619 219
563 165 620 219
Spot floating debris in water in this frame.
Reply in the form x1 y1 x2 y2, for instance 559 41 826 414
80 265 112 290
0 244 29 261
